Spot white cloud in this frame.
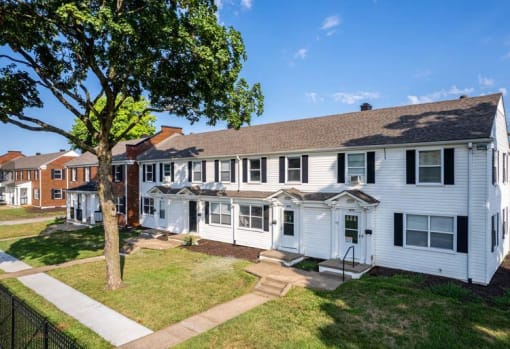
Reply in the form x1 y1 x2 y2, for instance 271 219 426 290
478 75 494 87
321 15 341 30
240 0 252 10
305 92 324 103
407 85 475 104
332 91 380 104
499 87 507 95
294 48 308 60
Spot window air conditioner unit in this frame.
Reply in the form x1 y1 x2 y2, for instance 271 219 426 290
163 176 172 183
350 175 362 185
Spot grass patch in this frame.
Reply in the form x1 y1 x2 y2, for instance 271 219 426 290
0 207 65 221
177 274 510 348
293 258 324 272
0 278 111 348
49 248 257 330
0 226 137 267
0 219 56 240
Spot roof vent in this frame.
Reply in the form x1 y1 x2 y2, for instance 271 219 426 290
459 95 467 99
59 149 66 152
360 102 372 111
35 152 41 155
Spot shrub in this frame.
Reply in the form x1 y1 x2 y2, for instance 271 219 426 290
183 235 198 246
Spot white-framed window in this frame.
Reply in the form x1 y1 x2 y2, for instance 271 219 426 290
249 159 261 182
33 188 39 200
115 196 125 214
84 167 90 182
210 202 231 225
53 169 63 180
52 189 63 200
347 153 366 184
239 204 263 230
71 168 77 182
192 161 202 182
142 197 154 215
163 163 172 177
417 149 442 184
220 160 231 182
405 214 455 251
145 165 154 182
114 165 123 182
287 156 301 182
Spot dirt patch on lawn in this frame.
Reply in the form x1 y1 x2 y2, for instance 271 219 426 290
181 239 263 263
26 206 66 214
368 255 510 302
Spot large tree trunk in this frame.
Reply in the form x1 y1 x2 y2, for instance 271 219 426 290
97 138 123 290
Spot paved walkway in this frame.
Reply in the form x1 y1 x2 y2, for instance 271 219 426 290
0 251 153 346
0 216 61 226
118 293 273 349
245 261 345 291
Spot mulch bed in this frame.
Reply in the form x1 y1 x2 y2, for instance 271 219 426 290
368 254 510 302
181 239 263 263
26 206 65 214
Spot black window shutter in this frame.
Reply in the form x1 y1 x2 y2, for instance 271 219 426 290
444 148 455 185
242 158 248 183
171 162 175 182
406 150 416 184
152 164 156 182
140 197 143 214
62 168 65 179
261 157 267 183
279 156 285 183
302 155 308 183
62 190 66 199
214 160 219 182
204 201 210 224
263 205 270 232
160 163 163 182
337 153 345 183
112 166 116 181
457 216 468 253
202 160 207 182
51 189 55 200
119 165 123 182
230 159 236 182
491 215 496 252
367 152 375 184
394 213 403 246
142 165 146 182
51 169 55 179
188 161 192 182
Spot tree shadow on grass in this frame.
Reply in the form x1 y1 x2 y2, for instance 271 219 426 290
4 226 136 266
314 274 510 348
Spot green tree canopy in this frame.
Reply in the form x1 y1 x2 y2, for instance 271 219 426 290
0 0 263 290
69 95 157 149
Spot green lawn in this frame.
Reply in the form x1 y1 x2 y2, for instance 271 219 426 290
0 278 111 348
49 248 257 330
0 226 137 267
177 274 510 349
0 206 65 221
0 219 55 240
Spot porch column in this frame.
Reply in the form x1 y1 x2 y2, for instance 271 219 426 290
66 194 71 220
81 194 87 224
90 194 96 224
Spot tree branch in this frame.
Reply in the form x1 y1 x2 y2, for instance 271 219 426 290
112 107 163 143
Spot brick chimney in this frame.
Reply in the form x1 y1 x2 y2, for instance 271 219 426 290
360 103 372 111
126 125 183 160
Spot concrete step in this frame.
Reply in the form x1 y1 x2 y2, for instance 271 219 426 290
320 271 353 281
262 278 288 289
254 277 292 297
254 284 282 297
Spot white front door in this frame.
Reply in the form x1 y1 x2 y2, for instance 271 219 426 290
158 199 167 229
279 210 298 251
343 213 363 261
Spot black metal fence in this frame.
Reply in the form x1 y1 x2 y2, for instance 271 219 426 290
0 284 84 349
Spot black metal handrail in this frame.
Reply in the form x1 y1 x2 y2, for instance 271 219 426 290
342 245 355 281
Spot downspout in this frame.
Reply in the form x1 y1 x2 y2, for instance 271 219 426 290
467 142 472 283
39 168 42 208
236 155 241 192
231 198 236 245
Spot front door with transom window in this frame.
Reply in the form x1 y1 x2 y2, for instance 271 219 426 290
344 213 362 261
280 210 298 251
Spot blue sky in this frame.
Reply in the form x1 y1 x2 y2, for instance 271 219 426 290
1 0 510 155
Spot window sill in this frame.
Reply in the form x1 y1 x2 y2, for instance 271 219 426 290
415 183 444 186
237 227 266 233
403 245 457 255
209 223 232 228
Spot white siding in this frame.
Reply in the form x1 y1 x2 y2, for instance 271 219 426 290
302 208 331 259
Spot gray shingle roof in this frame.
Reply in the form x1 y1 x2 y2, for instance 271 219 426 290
10 151 74 169
66 138 148 167
138 94 501 161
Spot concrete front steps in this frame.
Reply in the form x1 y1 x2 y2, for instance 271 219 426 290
318 259 373 280
253 276 293 298
259 249 305 266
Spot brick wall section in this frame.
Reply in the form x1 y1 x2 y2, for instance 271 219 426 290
0 151 24 165
40 156 77 207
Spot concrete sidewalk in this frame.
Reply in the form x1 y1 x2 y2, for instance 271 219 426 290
118 293 273 349
0 250 153 346
0 216 61 226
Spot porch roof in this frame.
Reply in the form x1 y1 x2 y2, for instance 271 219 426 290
67 181 98 192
